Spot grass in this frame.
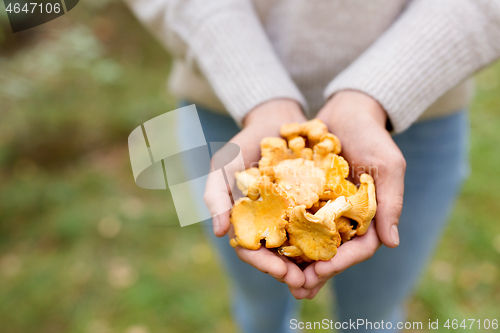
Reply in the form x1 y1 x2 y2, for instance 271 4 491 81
0 1 499 332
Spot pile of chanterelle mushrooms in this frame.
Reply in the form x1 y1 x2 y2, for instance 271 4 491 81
229 119 377 263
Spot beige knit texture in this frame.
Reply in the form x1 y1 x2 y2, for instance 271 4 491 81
324 0 500 132
125 0 500 133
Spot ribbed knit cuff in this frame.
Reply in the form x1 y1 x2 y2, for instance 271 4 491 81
324 0 500 133
170 1 308 126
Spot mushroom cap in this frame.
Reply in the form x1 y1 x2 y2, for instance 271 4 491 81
301 148 313 160
230 180 290 250
344 173 377 235
315 153 357 199
288 136 313 160
273 158 326 208
288 136 304 155
280 122 302 140
321 181 358 200
314 133 341 155
302 119 328 145
284 205 341 261
235 167 266 200
279 119 329 147
258 137 291 170
313 151 347 174
288 136 305 151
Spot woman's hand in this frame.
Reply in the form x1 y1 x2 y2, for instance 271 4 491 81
298 90 406 299
204 99 312 296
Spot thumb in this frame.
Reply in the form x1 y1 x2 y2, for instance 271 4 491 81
204 169 233 237
374 158 405 248
211 211 231 237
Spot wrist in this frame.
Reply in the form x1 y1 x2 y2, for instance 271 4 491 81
243 99 306 128
319 90 387 133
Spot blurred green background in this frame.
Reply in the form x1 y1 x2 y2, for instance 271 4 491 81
1 1 499 332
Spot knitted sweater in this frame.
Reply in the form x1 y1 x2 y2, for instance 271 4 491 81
125 0 500 133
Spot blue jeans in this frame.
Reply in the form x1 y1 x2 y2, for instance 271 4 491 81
176 104 469 333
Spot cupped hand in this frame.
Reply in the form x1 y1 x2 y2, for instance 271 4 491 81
203 99 312 296
298 90 406 299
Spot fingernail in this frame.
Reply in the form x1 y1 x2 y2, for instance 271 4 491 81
391 225 400 246
213 216 220 235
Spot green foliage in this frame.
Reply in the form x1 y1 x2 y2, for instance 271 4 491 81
0 1 499 332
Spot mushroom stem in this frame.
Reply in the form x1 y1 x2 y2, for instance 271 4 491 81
278 245 304 257
335 216 357 243
315 196 353 229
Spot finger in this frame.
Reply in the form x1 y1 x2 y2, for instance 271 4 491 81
236 246 287 279
204 170 233 237
230 129 266 168
211 141 247 200
289 286 311 300
305 281 327 300
374 154 405 248
205 134 261 237
278 257 306 289
304 264 321 289
303 263 324 289
315 222 381 277
211 212 230 237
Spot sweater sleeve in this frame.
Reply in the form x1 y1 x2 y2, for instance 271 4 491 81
124 0 307 125
324 0 500 133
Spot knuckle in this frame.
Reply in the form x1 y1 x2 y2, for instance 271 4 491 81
383 150 406 170
203 191 214 207
393 194 404 208
370 153 405 174
203 191 210 203
393 155 406 171
369 158 391 175
391 195 404 222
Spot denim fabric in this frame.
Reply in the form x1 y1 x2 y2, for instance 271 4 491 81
176 103 469 333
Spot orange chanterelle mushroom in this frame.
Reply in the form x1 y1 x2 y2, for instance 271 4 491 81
229 180 291 250
270 158 326 209
228 119 377 261
344 173 377 236
279 196 352 261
